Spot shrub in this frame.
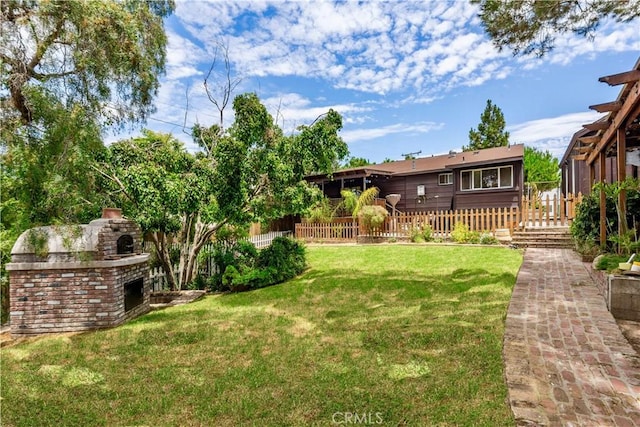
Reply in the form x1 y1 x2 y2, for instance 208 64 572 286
221 265 241 291
205 234 258 291
409 226 425 243
422 224 433 242
410 224 434 243
257 237 306 284
468 231 481 244
188 273 207 290
450 222 471 243
358 205 388 234
480 233 499 245
571 178 640 253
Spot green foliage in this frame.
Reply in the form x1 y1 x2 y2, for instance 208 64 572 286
256 237 306 284
214 237 306 292
571 188 615 247
450 222 482 244
595 254 629 272
410 224 434 243
473 0 640 57
25 228 50 259
341 187 380 217
1 0 175 318
1 0 174 127
358 205 388 234
221 265 240 290
524 146 560 193
480 233 499 245
464 100 509 151
305 197 337 223
100 93 346 290
571 178 640 252
608 230 640 256
343 156 372 168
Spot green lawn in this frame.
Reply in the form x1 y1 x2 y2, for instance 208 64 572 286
1 245 522 426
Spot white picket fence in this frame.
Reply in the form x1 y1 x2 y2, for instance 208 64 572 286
147 231 292 291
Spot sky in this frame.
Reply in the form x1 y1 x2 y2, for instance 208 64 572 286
109 0 640 164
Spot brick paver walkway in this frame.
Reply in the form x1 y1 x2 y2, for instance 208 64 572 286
504 248 640 426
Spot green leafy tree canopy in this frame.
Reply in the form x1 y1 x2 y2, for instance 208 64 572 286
523 146 560 193
1 0 174 128
464 99 509 151
0 0 175 234
473 0 640 57
99 93 348 290
343 157 372 168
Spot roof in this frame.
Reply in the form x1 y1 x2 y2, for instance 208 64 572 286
566 56 640 165
307 144 524 180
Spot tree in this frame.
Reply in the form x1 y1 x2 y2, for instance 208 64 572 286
99 94 348 290
1 0 174 322
1 0 174 128
0 0 175 237
523 146 560 194
473 0 640 57
340 187 380 217
464 99 509 151
343 157 372 168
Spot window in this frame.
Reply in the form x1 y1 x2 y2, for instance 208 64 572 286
460 166 513 191
438 173 453 185
417 185 425 196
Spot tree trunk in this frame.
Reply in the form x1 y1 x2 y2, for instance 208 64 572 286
150 232 178 291
176 214 224 289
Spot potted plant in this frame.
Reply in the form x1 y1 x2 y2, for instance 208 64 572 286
573 238 600 262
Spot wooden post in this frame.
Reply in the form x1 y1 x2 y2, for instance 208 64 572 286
617 127 627 243
599 152 607 248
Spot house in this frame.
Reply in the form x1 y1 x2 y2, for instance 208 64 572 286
561 123 638 196
306 144 524 213
558 56 640 245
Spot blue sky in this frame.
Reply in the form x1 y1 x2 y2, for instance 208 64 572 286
110 0 640 163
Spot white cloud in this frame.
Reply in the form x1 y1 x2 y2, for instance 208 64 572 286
508 111 605 158
170 0 639 109
261 93 375 133
342 122 444 143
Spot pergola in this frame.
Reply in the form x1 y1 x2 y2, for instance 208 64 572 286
571 57 640 246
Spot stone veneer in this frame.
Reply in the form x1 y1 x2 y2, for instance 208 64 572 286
7 215 150 336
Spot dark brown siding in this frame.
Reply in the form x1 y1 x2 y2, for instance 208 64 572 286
561 157 638 196
452 161 523 210
561 158 592 196
373 172 454 213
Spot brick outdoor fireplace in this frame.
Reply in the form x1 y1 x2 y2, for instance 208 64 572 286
6 209 150 336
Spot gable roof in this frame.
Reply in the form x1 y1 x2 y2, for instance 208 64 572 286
306 144 524 181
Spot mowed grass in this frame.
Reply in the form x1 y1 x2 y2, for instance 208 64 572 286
1 245 522 426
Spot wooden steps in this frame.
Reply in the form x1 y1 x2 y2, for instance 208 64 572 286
511 227 573 249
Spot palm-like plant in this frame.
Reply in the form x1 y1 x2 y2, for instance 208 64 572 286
340 187 379 217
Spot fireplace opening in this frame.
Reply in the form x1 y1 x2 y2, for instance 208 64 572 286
117 234 134 255
124 278 144 312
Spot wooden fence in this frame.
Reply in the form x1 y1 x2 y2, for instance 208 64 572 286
147 230 292 291
521 192 582 228
295 217 359 242
295 192 583 241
